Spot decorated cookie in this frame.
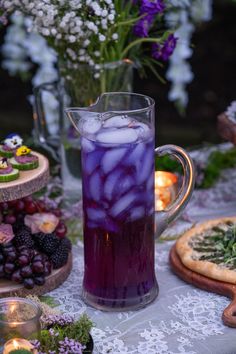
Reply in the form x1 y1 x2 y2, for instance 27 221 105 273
0 133 23 158
10 145 39 170
0 157 19 182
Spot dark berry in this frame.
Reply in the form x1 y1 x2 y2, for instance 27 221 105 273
18 255 30 267
37 233 60 255
25 201 38 214
21 265 32 278
61 237 72 252
14 227 34 248
33 254 44 262
33 232 46 248
15 200 25 212
34 276 45 286
51 246 69 269
24 278 34 289
32 261 44 274
44 261 52 276
6 251 17 262
4 263 15 274
0 264 4 277
0 253 4 264
56 222 67 239
11 269 23 284
4 214 16 225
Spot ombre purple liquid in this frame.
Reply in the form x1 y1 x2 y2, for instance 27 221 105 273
80 115 158 310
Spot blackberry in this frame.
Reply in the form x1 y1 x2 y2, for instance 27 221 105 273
51 245 69 269
60 237 72 252
14 227 34 248
33 232 47 249
36 233 60 255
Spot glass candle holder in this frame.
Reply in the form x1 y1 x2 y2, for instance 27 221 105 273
155 171 178 211
0 297 42 348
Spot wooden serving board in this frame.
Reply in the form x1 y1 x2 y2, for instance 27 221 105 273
0 152 50 202
170 245 236 328
0 253 72 298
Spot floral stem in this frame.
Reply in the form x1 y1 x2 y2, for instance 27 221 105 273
121 37 162 58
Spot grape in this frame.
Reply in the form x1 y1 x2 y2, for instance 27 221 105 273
6 251 17 262
20 265 32 278
51 208 62 217
0 253 4 264
8 200 17 207
32 261 44 274
33 254 44 262
23 196 33 203
18 255 30 267
36 200 46 212
24 278 34 289
56 222 67 239
2 247 15 256
44 261 52 276
4 263 15 274
25 201 38 214
0 202 9 211
15 200 25 212
0 264 4 277
34 276 45 286
11 269 23 284
4 214 16 225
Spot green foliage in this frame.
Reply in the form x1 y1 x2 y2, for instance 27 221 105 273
39 314 93 353
39 295 59 308
9 350 32 354
155 155 182 174
200 148 236 188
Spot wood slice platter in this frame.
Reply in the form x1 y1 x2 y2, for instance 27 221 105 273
0 253 72 298
170 244 236 328
0 152 50 202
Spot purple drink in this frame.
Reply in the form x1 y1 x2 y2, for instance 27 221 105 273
80 115 158 310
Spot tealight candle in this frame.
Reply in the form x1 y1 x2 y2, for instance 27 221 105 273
3 338 38 354
0 298 42 347
155 171 178 211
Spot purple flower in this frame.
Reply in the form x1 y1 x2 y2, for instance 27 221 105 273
152 34 178 61
59 337 85 354
140 0 166 15
133 14 154 37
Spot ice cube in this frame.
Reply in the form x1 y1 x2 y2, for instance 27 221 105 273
81 137 95 153
118 175 133 195
110 192 136 217
146 174 154 191
87 207 106 221
130 206 145 221
101 148 126 174
125 143 145 166
96 128 138 144
104 169 122 200
137 149 154 184
82 117 102 135
90 171 102 201
84 151 103 175
103 115 132 128
134 122 151 139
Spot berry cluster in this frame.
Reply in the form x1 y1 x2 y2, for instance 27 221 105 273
0 197 71 290
0 196 67 238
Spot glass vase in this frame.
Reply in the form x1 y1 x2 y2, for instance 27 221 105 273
34 60 133 203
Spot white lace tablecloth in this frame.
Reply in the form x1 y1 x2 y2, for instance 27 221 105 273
49 143 236 354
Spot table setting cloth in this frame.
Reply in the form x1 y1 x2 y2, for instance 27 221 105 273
46 143 236 354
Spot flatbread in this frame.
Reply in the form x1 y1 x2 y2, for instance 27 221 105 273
176 217 236 284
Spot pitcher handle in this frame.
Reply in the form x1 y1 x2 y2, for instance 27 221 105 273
155 144 195 238
33 81 60 161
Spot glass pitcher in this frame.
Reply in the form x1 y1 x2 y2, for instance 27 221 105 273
65 93 195 311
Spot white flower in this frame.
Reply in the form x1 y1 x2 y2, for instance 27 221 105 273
99 34 106 42
112 33 118 40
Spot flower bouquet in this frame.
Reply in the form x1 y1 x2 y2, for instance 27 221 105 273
0 0 177 105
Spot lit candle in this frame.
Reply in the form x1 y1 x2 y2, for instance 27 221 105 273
3 338 38 354
155 171 178 211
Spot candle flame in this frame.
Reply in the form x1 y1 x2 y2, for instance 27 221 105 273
13 340 19 349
